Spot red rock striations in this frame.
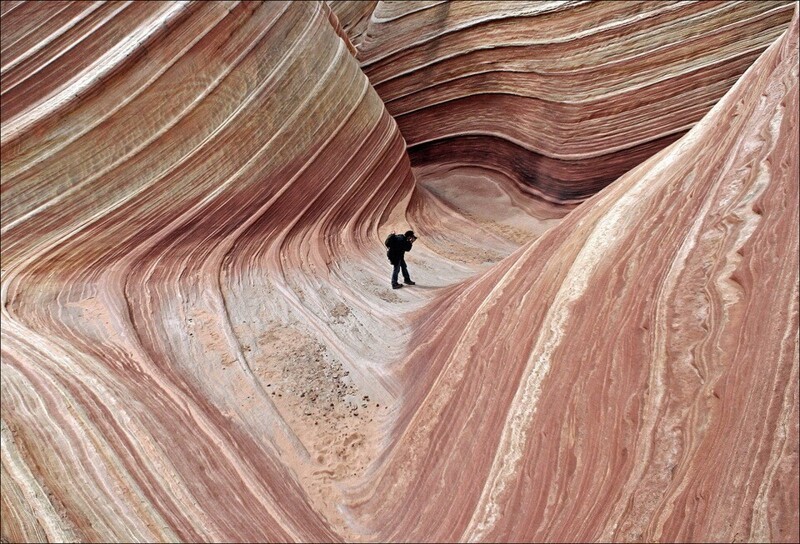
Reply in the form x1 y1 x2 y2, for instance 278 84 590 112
357 1 796 203
2 2 412 542
2 1 798 543
327 0 378 49
352 8 800 542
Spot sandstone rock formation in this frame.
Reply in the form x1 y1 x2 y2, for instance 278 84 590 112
2 1 798 543
327 0 377 49
357 1 796 203
353 7 800 541
2 2 413 541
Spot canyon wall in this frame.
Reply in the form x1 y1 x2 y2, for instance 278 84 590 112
2 1 798 543
357 1 796 203
2 2 413 541
351 7 799 541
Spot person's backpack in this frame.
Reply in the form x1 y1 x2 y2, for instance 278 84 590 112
385 233 399 263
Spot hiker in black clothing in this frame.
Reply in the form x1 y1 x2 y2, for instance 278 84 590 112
385 230 417 289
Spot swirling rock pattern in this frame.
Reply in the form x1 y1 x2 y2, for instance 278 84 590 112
2 1 413 541
2 1 798 543
327 0 378 49
357 0 796 203
354 8 800 542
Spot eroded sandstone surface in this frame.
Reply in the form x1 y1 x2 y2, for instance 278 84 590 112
356 1 796 202
1 1 798 543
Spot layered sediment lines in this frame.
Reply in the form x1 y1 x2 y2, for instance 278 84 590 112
327 1 378 49
353 10 800 542
2 1 799 543
357 1 796 202
2 2 413 542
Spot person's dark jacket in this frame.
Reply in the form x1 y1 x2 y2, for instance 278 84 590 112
386 234 412 265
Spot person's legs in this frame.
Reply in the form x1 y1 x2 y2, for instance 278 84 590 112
400 258 413 284
391 261 401 286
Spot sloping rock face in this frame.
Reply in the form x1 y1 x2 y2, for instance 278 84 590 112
2 2 413 542
353 9 800 542
357 1 796 203
2 1 798 543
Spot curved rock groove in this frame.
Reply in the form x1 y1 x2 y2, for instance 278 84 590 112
2 2 798 543
356 0 796 201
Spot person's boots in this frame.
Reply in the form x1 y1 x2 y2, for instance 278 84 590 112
404 279 415 285
392 283 403 289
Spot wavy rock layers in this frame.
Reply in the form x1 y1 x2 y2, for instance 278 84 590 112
351 10 799 542
2 1 799 543
357 0 796 203
1 2 413 542
327 1 378 49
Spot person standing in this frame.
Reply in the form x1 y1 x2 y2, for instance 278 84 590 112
385 230 417 289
